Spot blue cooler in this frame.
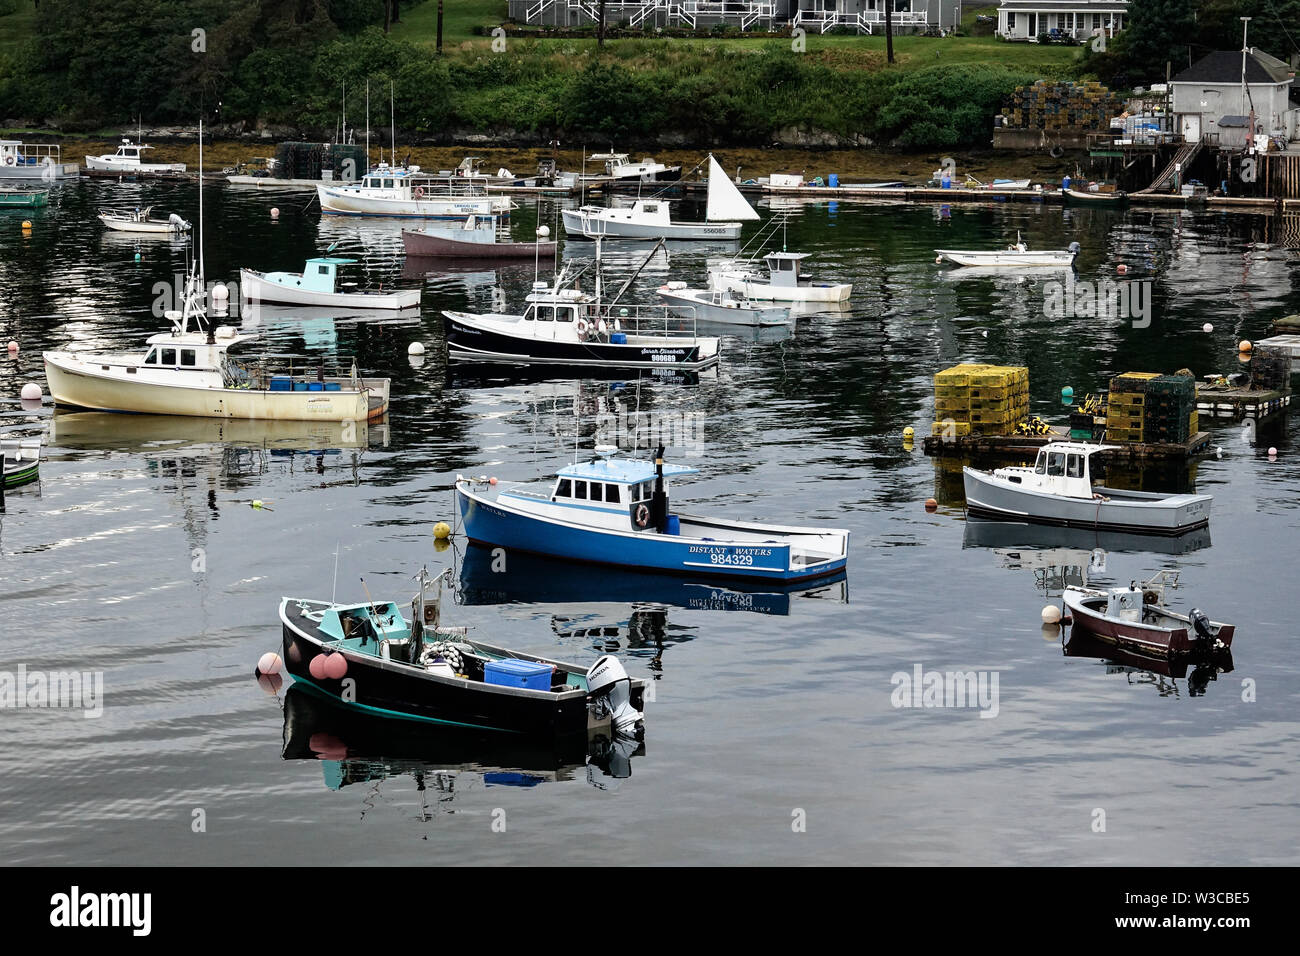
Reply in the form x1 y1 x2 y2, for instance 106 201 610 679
269 377 293 392
828 173 839 188
308 382 325 391
484 658 554 692
294 382 309 391
324 382 341 391
611 332 627 344
665 515 680 535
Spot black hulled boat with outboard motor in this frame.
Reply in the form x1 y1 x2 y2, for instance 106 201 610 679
279 568 646 738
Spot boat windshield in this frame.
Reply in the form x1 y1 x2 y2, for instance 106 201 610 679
1046 452 1066 477
1034 451 1047 474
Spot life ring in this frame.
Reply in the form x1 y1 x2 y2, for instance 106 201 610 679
3 156 14 166
414 186 424 199
575 317 591 338
634 504 650 528
1049 146 1065 159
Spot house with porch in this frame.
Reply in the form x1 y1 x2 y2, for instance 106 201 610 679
508 1 792 30
792 0 961 34
1170 48 1300 146
508 0 959 33
995 1 1126 42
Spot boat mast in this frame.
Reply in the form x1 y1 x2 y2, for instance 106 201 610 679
390 80 396 168
342 81 347 145
365 79 370 172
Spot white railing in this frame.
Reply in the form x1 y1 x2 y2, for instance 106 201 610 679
526 0 556 22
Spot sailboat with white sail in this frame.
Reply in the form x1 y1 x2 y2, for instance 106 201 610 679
562 155 758 241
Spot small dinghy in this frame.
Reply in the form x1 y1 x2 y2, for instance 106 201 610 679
965 176 1032 190
1 438 42 489
0 186 49 208
657 282 792 326
708 251 851 304
401 215 557 259
279 569 646 737
936 235 1079 268
963 441 1212 535
99 206 190 234
456 445 849 582
1063 185 1128 206
1062 570 1235 657
240 256 420 310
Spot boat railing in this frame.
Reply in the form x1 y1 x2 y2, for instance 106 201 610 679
589 303 700 339
0 141 63 166
223 352 363 390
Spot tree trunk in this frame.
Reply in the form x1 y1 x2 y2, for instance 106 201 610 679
391 0 401 25
886 3 894 64
436 0 444 54
598 0 608 47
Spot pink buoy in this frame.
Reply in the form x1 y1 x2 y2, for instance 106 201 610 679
1268 447 1278 457
323 653 348 680
308 655 328 680
489 476 498 486
20 382 41 401
6 341 16 353
270 207 280 219
256 651 282 676
1116 263 1127 275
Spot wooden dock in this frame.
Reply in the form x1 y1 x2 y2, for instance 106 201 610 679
923 428 1212 462
1196 386 1291 421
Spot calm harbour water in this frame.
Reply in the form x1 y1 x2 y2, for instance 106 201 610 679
1 179 1298 865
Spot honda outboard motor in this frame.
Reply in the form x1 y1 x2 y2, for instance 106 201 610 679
587 655 643 733
1188 608 1214 642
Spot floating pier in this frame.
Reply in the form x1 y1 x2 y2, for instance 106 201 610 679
1195 385 1291 421
923 428 1212 462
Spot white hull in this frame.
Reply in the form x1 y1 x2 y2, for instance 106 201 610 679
562 208 741 241
85 157 185 174
710 270 852 303
936 250 1077 267
43 354 384 422
239 269 419 310
99 214 189 234
317 184 509 218
658 288 791 326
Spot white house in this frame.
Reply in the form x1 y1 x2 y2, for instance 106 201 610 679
1171 48 1299 145
793 0 959 34
995 0 1126 42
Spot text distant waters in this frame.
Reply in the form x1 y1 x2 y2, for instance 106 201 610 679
0 180 1298 864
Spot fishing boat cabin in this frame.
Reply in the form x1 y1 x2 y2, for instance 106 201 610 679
996 441 1114 498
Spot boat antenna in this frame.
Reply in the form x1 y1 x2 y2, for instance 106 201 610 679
342 80 347 145
390 79 396 168
365 78 370 172
331 542 340 604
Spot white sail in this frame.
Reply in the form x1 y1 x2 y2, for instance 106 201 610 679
706 154 759 222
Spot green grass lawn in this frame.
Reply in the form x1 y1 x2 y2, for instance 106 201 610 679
0 0 37 58
389 0 508 46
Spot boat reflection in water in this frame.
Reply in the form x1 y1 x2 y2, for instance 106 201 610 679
1063 624 1233 699
457 541 848 616
963 516 1212 557
49 409 384 454
281 682 645 801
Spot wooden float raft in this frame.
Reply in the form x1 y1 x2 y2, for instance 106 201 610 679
1195 386 1291 421
923 428 1212 462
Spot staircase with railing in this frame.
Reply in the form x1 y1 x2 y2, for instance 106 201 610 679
1136 139 1203 194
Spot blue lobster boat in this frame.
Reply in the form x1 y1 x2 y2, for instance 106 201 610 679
454 447 849 582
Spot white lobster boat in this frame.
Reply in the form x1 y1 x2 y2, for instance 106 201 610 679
85 139 185 174
936 237 1080 268
657 283 792 326
317 163 513 218
563 154 757 241
708 252 852 303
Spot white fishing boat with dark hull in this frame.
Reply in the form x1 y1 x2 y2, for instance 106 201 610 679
588 152 681 185
963 442 1211 535
563 154 757 241
443 271 721 372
